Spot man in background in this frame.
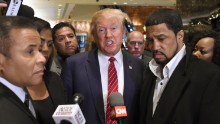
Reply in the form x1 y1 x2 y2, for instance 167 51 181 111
126 31 152 65
0 16 45 123
51 22 79 75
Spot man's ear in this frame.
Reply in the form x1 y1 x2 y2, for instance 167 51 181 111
0 53 5 71
177 30 184 43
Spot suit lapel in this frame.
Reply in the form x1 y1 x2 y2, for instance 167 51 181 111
152 55 192 123
86 49 105 124
140 68 156 124
123 52 135 104
0 83 37 121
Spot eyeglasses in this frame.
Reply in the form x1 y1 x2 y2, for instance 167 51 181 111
128 41 144 46
56 33 76 42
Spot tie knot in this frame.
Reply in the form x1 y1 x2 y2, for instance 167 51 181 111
109 57 116 62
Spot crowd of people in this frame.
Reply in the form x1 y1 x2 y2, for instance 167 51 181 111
0 2 220 124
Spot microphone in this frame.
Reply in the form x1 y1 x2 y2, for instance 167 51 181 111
5 0 22 16
109 92 128 124
124 18 135 32
17 4 35 18
72 93 84 105
52 93 86 124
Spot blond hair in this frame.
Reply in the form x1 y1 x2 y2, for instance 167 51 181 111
90 8 127 35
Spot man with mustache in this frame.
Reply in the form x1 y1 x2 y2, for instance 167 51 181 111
0 16 46 123
51 22 79 76
140 8 220 124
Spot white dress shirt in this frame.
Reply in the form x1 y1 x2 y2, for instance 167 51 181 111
149 44 186 115
98 49 124 114
0 77 36 117
0 77 26 102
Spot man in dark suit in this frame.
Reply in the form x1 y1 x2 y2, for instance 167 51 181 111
0 16 46 123
126 30 152 65
62 8 144 124
139 8 220 124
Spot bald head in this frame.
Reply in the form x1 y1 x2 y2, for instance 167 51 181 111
126 31 145 58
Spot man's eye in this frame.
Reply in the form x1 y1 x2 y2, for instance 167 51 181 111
111 27 117 30
68 34 75 38
130 42 135 45
28 49 34 55
98 28 105 32
58 37 64 41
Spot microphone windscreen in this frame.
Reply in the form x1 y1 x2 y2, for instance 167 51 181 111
109 92 124 107
73 93 84 105
17 5 34 18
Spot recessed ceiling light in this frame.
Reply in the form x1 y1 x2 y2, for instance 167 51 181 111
113 2 117 4
123 2 127 4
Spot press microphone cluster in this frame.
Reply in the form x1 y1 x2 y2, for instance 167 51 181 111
2 0 34 18
52 93 86 124
109 92 128 124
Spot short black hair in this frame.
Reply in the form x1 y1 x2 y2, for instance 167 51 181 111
0 16 37 57
52 22 76 42
145 8 183 35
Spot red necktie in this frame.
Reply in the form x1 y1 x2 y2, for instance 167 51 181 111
106 57 118 124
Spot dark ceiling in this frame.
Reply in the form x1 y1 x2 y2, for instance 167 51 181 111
176 0 220 18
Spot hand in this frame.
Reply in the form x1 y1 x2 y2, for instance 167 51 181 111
0 3 7 8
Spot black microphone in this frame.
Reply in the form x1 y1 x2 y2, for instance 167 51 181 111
72 93 84 105
109 92 127 124
124 18 135 32
17 4 34 18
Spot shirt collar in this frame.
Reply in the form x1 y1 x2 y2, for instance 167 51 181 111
149 44 186 79
98 49 123 65
0 77 26 102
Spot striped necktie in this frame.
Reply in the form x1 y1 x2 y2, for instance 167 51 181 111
106 57 118 124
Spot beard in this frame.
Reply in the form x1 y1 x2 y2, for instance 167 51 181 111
153 51 171 67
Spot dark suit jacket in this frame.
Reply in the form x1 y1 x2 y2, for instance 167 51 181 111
0 83 38 124
62 49 144 124
140 47 220 124
142 54 152 66
31 71 67 124
44 71 67 109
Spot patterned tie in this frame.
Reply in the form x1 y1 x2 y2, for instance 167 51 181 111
106 57 118 124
